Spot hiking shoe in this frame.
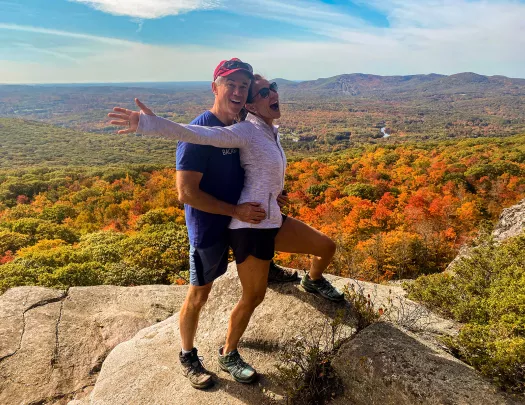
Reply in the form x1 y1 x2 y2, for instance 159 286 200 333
218 347 258 384
179 348 214 389
300 273 345 302
268 261 298 283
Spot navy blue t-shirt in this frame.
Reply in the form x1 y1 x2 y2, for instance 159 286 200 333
176 111 244 248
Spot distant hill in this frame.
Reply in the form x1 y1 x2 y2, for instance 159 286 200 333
0 84 213 133
274 72 525 99
0 118 176 168
272 78 299 86
1 72 524 147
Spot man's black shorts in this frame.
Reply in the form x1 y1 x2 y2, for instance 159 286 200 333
229 214 288 264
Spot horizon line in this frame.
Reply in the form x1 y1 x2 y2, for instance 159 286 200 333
1 71 524 86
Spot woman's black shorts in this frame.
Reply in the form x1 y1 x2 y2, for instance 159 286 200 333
229 214 287 264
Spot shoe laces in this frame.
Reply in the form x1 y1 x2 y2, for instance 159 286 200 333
316 277 335 292
188 355 206 376
229 353 250 375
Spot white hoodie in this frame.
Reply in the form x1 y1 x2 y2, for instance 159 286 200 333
137 112 287 230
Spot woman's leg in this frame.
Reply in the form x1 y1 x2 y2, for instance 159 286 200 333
274 217 336 279
275 217 342 301
223 255 271 354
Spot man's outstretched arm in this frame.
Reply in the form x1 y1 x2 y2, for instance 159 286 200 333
177 171 265 224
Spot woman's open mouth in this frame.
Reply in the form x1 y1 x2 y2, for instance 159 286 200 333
270 101 279 111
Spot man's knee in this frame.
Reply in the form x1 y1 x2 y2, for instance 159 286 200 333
242 290 266 309
185 284 213 310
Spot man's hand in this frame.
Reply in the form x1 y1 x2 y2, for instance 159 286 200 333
233 203 266 224
276 191 290 208
108 98 155 134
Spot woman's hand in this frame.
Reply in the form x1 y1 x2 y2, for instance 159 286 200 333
277 191 290 208
108 98 155 134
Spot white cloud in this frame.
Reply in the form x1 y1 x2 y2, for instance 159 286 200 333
1 31 523 85
13 42 80 63
311 0 525 77
68 0 366 32
68 0 220 19
363 0 522 29
0 43 233 83
0 23 134 46
229 0 365 28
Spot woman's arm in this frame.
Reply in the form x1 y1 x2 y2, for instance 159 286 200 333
108 98 249 148
137 112 248 148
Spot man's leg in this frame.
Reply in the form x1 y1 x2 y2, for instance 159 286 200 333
179 283 213 351
179 241 229 389
178 283 215 390
218 255 270 383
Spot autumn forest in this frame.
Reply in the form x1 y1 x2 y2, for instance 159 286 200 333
0 114 524 290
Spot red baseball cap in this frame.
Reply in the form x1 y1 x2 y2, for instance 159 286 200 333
213 58 254 81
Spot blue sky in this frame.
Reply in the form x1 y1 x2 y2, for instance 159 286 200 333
0 0 524 83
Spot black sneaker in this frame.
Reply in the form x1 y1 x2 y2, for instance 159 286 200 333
179 348 214 389
268 261 298 283
217 347 258 384
300 273 345 302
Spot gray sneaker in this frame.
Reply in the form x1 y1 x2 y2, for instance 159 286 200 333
300 273 345 302
218 347 258 384
179 348 214 389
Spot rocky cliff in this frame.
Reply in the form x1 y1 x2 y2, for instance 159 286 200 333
446 198 525 273
1 267 518 405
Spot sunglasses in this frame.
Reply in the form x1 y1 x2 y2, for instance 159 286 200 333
250 82 278 101
220 60 253 74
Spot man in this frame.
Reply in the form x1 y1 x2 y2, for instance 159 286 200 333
176 58 297 389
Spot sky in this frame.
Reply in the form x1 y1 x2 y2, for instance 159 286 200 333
0 0 524 83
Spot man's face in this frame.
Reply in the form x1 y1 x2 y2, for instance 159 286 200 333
213 71 251 118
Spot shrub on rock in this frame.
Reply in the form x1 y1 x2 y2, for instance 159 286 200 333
408 233 525 393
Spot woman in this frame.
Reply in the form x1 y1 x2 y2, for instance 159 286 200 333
108 74 343 381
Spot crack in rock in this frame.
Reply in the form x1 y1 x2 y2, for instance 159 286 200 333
0 290 30 363
89 353 107 376
51 290 68 368
24 291 67 314
0 289 68 364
